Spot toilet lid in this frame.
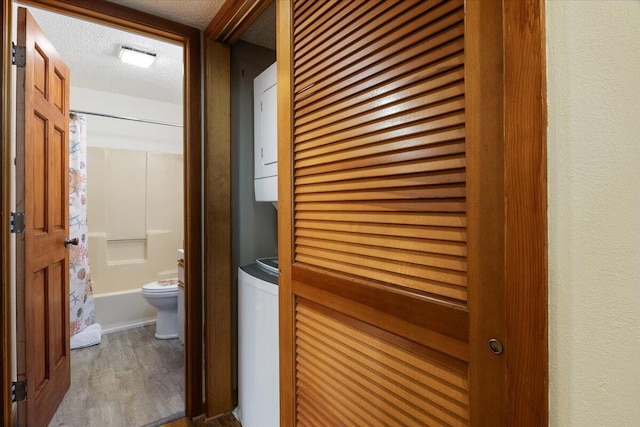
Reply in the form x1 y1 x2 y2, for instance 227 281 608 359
142 278 180 293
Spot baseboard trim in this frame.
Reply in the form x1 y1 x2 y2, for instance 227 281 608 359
100 319 156 335
141 410 186 427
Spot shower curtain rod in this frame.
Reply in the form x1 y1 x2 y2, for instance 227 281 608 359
70 110 183 128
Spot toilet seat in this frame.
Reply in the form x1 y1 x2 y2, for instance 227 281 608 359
142 278 179 294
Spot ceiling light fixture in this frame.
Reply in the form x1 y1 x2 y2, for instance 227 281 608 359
118 45 156 68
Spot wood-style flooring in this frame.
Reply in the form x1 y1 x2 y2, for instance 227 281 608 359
160 414 241 427
49 325 185 426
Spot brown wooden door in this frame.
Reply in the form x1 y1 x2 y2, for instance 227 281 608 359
277 0 546 425
15 7 71 426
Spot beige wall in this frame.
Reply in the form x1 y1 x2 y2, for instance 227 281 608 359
70 86 184 295
547 1 640 425
87 147 184 294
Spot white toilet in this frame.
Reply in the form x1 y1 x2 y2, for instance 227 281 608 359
141 278 179 339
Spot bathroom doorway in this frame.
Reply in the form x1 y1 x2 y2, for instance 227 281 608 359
6 0 203 424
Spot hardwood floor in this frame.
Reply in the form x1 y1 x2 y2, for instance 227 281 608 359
161 414 241 427
49 325 184 426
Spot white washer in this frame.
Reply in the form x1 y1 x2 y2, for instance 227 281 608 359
238 263 279 427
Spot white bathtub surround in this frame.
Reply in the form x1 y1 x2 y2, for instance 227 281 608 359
94 289 156 334
88 230 179 294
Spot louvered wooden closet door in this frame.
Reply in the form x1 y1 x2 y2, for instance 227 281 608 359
279 0 507 425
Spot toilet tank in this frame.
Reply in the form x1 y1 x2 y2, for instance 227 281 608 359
254 62 277 202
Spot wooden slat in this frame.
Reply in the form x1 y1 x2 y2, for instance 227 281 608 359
295 96 465 150
295 211 466 227
296 246 466 287
295 237 466 272
294 0 460 81
295 114 465 160
296 254 466 300
295 185 465 203
295 141 465 177
288 1 477 422
294 22 464 105
296 220 466 242
295 2 463 108
292 0 310 16
295 228 466 257
295 110 465 160
294 52 464 120
293 0 360 44
294 301 470 426
293 1 379 59
292 0 332 36
295 65 464 129
295 83 464 144
297 393 340 427
295 199 466 213
294 0 416 74
296 330 469 422
297 311 469 399
295 155 465 184
296 170 466 194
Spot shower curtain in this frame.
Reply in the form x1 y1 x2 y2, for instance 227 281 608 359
69 113 95 335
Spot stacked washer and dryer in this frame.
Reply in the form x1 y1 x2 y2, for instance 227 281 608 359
237 62 279 427
238 258 279 427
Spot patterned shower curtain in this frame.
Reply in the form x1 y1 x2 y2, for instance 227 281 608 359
69 114 95 335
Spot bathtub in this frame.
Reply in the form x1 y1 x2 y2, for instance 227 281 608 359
93 288 156 334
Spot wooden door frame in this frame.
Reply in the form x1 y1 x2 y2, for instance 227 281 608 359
1 0 205 422
1 0 13 424
201 0 277 419
276 0 547 424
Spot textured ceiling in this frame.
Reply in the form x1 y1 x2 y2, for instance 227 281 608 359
106 0 226 30
241 2 276 50
25 5 184 104
17 1 275 105
108 0 276 49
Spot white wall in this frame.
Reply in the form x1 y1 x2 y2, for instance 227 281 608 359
71 86 182 154
547 1 640 425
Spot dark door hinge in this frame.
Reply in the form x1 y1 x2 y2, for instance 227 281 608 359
12 42 26 67
12 380 26 402
10 212 25 233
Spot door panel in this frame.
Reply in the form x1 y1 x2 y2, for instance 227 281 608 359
279 0 511 425
16 7 71 426
295 300 469 425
